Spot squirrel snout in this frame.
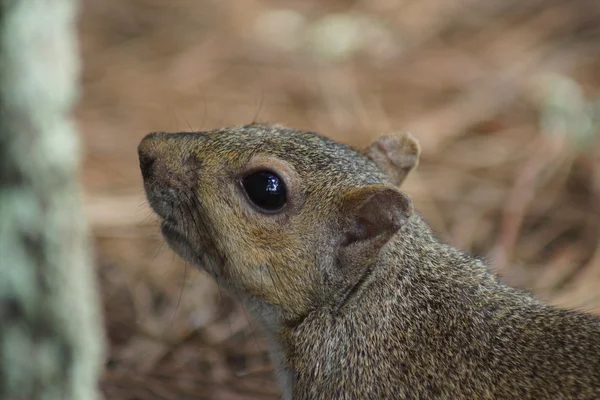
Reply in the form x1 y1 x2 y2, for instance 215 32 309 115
138 149 156 182
138 132 170 182
138 131 202 194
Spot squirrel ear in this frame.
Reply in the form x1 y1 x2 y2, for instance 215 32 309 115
331 185 412 307
363 132 420 187
340 184 413 246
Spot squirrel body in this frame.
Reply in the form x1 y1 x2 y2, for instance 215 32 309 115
138 124 600 399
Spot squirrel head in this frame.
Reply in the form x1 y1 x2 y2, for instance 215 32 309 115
138 124 419 327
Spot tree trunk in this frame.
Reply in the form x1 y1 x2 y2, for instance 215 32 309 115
0 0 105 399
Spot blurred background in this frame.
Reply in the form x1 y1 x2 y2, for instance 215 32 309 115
78 0 600 398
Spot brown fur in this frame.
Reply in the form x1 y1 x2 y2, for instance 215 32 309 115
139 124 600 399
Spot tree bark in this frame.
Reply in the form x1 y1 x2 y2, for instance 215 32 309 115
0 0 105 399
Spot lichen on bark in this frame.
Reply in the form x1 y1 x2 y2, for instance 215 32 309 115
0 0 105 398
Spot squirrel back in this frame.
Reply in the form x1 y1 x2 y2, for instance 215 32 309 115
138 124 600 399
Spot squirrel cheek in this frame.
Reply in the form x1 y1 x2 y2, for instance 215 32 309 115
225 245 315 317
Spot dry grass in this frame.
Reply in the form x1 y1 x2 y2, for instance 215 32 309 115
77 0 600 398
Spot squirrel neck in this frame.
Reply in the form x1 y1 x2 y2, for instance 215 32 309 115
334 213 521 318
257 212 523 336
270 214 531 388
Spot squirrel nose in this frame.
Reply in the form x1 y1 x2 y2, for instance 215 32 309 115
138 150 155 181
138 132 169 181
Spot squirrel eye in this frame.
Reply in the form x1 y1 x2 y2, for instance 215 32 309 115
242 171 287 211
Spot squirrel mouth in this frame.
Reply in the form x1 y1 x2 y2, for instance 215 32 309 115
159 219 219 275
160 219 187 244
160 219 199 261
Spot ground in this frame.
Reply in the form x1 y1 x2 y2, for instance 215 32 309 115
77 1 600 398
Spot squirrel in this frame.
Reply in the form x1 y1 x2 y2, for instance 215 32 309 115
138 123 600 399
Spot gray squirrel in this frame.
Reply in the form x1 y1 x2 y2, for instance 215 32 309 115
139 124 600 399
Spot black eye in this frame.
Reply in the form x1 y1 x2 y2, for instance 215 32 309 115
242 171 287 211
